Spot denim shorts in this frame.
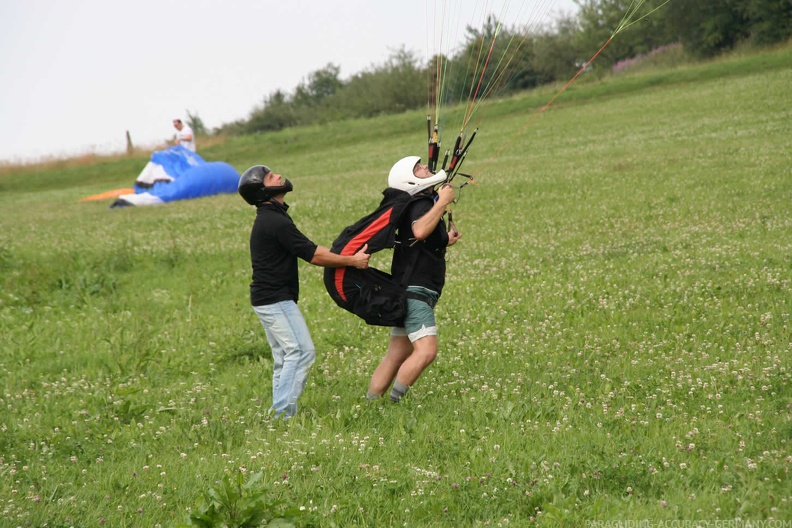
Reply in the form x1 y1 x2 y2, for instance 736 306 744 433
391 286 439 342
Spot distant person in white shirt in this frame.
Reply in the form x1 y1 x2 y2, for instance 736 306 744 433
172 118 196 152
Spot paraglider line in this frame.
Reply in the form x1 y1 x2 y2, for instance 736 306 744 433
479 35 614 174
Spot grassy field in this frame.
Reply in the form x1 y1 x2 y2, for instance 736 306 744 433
1 44 790 527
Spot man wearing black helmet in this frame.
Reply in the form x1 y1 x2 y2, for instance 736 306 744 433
239 165 370 419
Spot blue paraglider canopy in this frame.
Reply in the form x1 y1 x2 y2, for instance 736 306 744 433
110 145 240 207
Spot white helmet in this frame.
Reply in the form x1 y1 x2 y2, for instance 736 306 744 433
388 156 446 195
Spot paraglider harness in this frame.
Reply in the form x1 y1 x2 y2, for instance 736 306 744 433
323 188 437 327
325 117 477 327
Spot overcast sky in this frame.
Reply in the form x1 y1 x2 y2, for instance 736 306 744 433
0 0 578 163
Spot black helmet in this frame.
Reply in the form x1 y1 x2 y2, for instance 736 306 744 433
238 165 293 205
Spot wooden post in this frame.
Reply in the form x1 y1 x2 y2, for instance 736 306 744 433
126 130 134 155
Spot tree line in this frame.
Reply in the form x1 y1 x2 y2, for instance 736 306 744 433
211 0 791 137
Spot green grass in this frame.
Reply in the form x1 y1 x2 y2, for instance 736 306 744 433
1 44 791 527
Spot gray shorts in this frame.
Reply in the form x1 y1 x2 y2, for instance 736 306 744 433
391 286 439 342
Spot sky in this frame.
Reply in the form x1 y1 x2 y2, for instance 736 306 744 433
0 0 578 163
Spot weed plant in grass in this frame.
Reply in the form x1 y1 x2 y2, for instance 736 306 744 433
1 46 790 527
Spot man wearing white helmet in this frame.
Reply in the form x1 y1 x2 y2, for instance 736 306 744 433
366 156 462 403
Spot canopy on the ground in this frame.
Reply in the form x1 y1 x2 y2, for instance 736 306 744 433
106 146 240 207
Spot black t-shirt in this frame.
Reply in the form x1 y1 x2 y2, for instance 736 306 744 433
391 193 449 295
249 201 318 306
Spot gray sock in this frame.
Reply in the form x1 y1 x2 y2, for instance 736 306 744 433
366 392 381 402
389 380 410 403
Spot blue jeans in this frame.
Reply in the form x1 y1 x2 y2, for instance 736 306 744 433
252 301 316 418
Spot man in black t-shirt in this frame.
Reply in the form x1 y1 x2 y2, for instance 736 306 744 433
366 156 462 403
239 165 370 419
